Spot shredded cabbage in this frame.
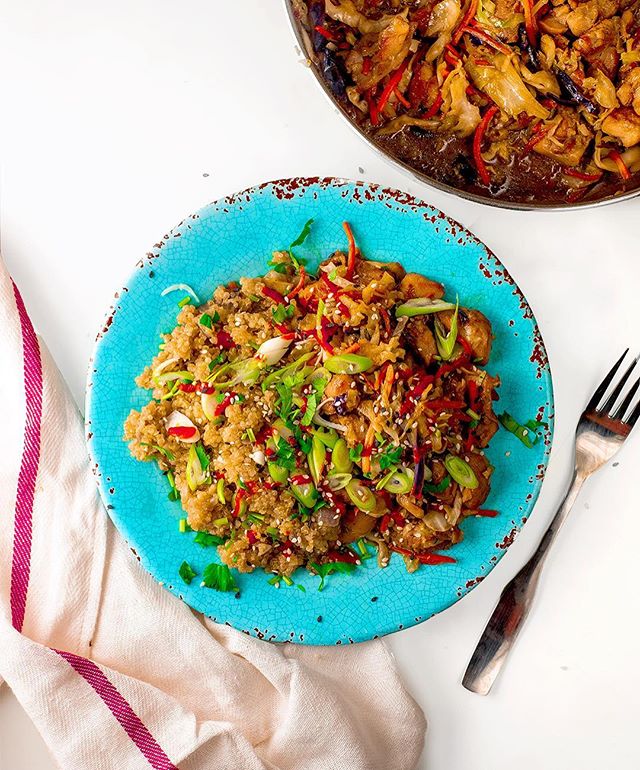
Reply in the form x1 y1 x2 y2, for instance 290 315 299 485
441 66 481 137
465 53 550 119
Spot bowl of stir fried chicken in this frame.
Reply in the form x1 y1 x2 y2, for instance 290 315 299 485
287 0 640 206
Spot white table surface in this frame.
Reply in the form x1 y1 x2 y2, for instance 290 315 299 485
2 2 640 769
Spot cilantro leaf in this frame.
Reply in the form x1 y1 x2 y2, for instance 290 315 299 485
379 444 403 471
194 531 225 547
202 563 239 592
310 561 357 591
199 313 213 329
178 561 197 585
194 443 210 471
301 393 317 427
140 442 175 462
272 303 295 324
289 218 314 270
349 444 364 462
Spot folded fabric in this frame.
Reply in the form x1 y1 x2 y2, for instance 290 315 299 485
0 255 426 770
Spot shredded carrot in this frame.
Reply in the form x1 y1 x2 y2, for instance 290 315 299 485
452 0 478 44
564 168 603 182
394 87 411 109
286 266 307 299
343 221 357 279
342 342 361 355
422 91 443 119
522 122 549 154
608 149 631 180
473 105 498 186
377 57 410 114
314 24 339 42
520 0 538 45
366 88 379 126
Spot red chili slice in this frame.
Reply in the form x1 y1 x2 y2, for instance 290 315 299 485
214 392 236 416
177 382 198 393
167 426 197 439
476 509 499 517
343 222 357 279
216 330 236 350
325 549 359 564
247 529 258 545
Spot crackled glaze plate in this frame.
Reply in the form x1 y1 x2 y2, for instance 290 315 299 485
86 177 553 645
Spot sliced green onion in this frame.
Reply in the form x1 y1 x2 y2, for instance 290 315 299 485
382 468 414 494
327 472 352 491
435 298 459 361
375 468 397 491
268 462 289 484
268 575 281 586
261 352 315 391
498 411 545 449
346 479 376 512
213 516 229 527
282 575 294 586
140 442 176 462
331 439 353 473
291 482 319 508
179 518 188 533
186 445 209 491
154 370 194 385
216 478 226 504
444 454 478 489
308 436 326 485
178 296 191 308
266 526 280 540
247 512 265 523
313 428 339 449
467 408 481 421
395 298 456 317
325 353 373 375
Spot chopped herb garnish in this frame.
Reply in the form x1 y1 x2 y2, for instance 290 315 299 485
288 218 314 270
268 575 281 586
310 561 357 591
423 476 451 495
245 427 256 443
301 392 318 427
194 443 210 471
194 531 225 547
201 562 238 592
179 518 192 533
166 470 180 501
379 444 403 471
178 296 191 308
349 444 364 463
282 575 294 586
249 294 261 302
200 313 213 328
311 376 328 398
208 353 225 371
266 526 280 540
178 561 197 585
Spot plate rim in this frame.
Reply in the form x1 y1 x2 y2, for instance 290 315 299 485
85 176 555 644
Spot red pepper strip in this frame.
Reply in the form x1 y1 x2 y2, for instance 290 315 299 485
464 24 513 55
272 322 291 335
476 508 499 517
422 90 443 119
457 335 473 357
263 480 278 490
391 510 406 527
520 0 537 46
522 122 549 154
314 24 339 42
199 383 216 394
286 266 307 299
394 87 411 109
452 0 478 44
377 57 410 114
400 373 435 416
473 105 499 186
464 431 476 452
214 392 237 416
167 426 197 439
232 489 246 518
425 398 467 411
564 168 603 182
608 150 631 180
435 353 470 379
321 271 341 293
300 327 334 354
390 545 456 564
366 88 379 126
178 382 198 392
337 298 352 317
343 221 357 279
467 380 479 412
379 306 392 337
325 549 359 564
244 480 259 494
261 285 286 305
378 513 392 534
216 330 236 350
246 529 257 545
444 50 461 69
290 474 312 485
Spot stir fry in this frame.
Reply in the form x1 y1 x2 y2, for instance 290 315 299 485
297 0 640 201
124 222 502 589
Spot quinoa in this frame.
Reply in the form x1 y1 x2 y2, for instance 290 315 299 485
124 223 502 584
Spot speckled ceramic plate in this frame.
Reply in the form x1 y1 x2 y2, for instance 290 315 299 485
86 177 553 645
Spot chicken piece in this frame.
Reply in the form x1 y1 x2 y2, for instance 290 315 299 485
345 15 414 90
539 4 571 34
336 413 368 445
443 371 466 402
602 106 640 145
408 60 439 108
428 459 457 505
323 374 361 415
617 66 640 116
356 259 401 286
566 0 599 36
597 0 621 18
325 0 396 34
461 452 493 509
341 509 377 542
532 110 593 167
439 308 493 364
400 273 445 299
574 18 621 78
404 317 438 367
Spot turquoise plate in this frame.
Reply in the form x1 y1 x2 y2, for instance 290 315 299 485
86 178 553 645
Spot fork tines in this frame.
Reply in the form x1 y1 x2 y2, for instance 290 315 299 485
587 349 640 427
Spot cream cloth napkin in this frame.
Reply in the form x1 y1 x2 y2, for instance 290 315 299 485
0 256 426 770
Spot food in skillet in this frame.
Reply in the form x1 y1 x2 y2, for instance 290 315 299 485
293 0 640 203
124 223 504 589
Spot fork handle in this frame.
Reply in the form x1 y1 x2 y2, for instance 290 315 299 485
462 466 588 695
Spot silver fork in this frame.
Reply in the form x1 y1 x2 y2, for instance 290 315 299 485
462 349 640 695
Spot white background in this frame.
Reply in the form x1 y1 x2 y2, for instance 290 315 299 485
1 2 640 768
